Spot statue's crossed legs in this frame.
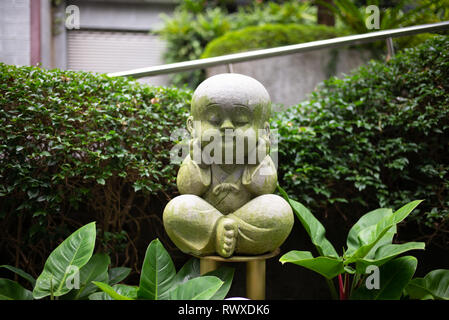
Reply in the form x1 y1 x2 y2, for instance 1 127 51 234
163 194 294 257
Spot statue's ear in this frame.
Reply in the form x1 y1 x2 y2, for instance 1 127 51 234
263 121 270 139
187 116 194 135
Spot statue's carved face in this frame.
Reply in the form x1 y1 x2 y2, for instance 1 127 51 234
189 74 271 164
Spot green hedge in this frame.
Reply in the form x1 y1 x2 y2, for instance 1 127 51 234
202 23 345 58
274 35 449 245
0 64 191 276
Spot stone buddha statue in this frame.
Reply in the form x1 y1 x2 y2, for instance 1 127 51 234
163 73 293 258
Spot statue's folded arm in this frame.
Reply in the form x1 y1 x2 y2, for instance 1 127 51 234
177 155 211 196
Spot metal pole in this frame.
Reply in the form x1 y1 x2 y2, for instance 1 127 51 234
200 258 221 275
246 260 266 300
107 21 449 79
386 37 395 61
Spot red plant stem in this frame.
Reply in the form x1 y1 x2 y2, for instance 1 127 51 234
338 274 345 300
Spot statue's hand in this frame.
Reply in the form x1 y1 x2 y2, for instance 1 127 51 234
212 183 240 195
247 136 271 165
242 152 277 195
177 151 211 195
189 138 209 169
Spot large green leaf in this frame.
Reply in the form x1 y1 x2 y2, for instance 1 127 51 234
204 266 234 300
108 267 131 286
89 284 138 300
280 251 344 280
172 258 200 288
0 265 36 287
363 225 397 260
355 242 425 273
345 201 422 262
405 278 434 300
137 238 176 300
33 222 96 299
346 208 393 256
168 276 223 300
64 253 110 299
0 279 33 300
351 256 418 300
422 269 449 300
88 291 108 300
278 185 339 258
392 200 423 224
92 281 134 300
406 269 449 300
171 259 233 300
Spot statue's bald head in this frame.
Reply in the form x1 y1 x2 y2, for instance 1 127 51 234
191 73 271 125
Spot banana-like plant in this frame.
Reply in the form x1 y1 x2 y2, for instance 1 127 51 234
278 185 449 300
0 222 234 300
91 238 234 301
316 0 435 34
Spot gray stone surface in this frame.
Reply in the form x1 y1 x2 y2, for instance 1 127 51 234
207 48 372 107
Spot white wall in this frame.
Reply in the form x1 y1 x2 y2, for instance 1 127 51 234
0 0 30 66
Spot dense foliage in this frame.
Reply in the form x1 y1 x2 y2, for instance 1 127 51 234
0 64 191 276
201 23 345 58
274 36 449 246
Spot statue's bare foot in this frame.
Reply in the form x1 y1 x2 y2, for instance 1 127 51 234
216 217 238 258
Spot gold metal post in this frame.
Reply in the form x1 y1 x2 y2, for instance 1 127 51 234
195 249 279 299
200 259 221 275
246 259 266 300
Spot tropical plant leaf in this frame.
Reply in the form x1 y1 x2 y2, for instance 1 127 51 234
354 242 425 273
0 265 36 286
71 253 110 299
204 266 234 300
280 251 344 280
406 269 449 300
345 201 422 262
89 284 137 301
88 291 109 300
172 258 200 288
405 278 434 300
108 267 131 286
33 222 96 299
0 279 33 300
318 0 366 33
346 208 393 256
137 238 176 300
92 281 134 300
363 225 397 260
168 276 223 300
351 256 418 300
392 200 423 224
278 185 339 258
114 284 138 299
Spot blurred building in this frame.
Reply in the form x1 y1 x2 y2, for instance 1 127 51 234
0 0 178 85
